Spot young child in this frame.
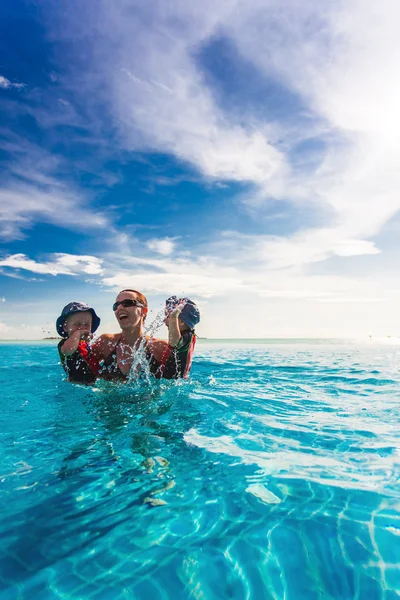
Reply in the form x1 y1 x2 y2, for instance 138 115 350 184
161 296 200 379
56 302 101 385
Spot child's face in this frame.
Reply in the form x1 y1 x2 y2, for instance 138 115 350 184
64 311 92 337
178 319 189 332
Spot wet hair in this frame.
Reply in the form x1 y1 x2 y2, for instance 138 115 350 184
119 289 148 308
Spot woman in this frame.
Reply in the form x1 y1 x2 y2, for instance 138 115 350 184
92 289 169 382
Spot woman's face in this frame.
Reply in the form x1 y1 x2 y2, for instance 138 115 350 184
113 290 147 330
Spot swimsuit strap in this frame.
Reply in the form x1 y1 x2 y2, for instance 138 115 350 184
115 334 124 349
99 335 127 380
110 334 125 358
100 335 149 381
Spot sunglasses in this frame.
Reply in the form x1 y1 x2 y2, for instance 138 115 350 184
113 299 144 311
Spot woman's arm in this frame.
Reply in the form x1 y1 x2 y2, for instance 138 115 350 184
147 338 169 363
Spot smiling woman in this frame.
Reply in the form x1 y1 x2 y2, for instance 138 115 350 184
92 289 169 381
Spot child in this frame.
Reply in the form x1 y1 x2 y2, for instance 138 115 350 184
56 302 101 385
161 296 200 379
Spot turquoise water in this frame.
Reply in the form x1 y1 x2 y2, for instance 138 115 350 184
1 340 400 599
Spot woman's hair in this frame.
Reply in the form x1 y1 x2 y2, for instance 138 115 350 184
120 289 148 308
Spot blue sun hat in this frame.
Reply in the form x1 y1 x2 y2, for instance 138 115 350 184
56 302 101 337
165 296 200 330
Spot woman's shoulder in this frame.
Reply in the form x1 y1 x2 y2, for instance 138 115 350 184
146 336 168 362
96 333 120 341
92 333 120 357
94 333 120 345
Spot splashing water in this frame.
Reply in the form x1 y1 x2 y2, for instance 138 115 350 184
126 309 167 384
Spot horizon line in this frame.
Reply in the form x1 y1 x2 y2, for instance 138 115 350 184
0 336 396 342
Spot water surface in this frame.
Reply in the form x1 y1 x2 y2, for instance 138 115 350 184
1 341 399 599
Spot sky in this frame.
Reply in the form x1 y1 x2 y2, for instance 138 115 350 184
1 0 400 340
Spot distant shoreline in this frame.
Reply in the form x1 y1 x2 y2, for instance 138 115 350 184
0 337 398 344
0 337 354 341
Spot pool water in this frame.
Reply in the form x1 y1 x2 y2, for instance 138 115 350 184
1 341 400 599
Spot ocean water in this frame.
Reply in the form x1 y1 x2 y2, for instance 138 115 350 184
1 340 400 599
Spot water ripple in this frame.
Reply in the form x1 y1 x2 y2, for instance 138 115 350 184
1 341 400 598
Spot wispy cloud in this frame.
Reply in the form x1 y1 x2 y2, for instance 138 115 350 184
102 270 243 298
51 0 400 270
52 0 287 186
0 183 109 241
223 0 400 264
1 245 380 302
2 0 400 339
147 237 177 256
0 136 109 240
0 244 397 338
0 253 104 276
97 238 393 305
0 322 51 340
0 321 10 333
0 75 25 90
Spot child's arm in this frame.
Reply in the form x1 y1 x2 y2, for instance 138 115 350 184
60 331 89 356
167 306 183 348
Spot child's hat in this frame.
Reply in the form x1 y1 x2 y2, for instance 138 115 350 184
165 296 200 330
56 302 101 338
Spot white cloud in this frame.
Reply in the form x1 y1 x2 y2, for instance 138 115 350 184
147 237 176 256
0 321 10 333
55 0 287 187
2 1 400 338
54 0 400 271
0 180 108 241
0 135 110 241
0 75 24 90
0 322 52 340
99 241 395 310
0 245 398 338
223 0 400 265
54 254 104 275
103 271 242 298
0 253 104 276
124 65 285 183
101 245 249 298
317 297 384 304
333 239 381 258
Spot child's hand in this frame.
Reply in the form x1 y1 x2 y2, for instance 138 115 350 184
165 301 185 326
61 329 91 356
170 304 184 318
164 303 185 327
79 330 92 341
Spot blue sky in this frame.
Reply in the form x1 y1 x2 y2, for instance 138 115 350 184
1 0 400 339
